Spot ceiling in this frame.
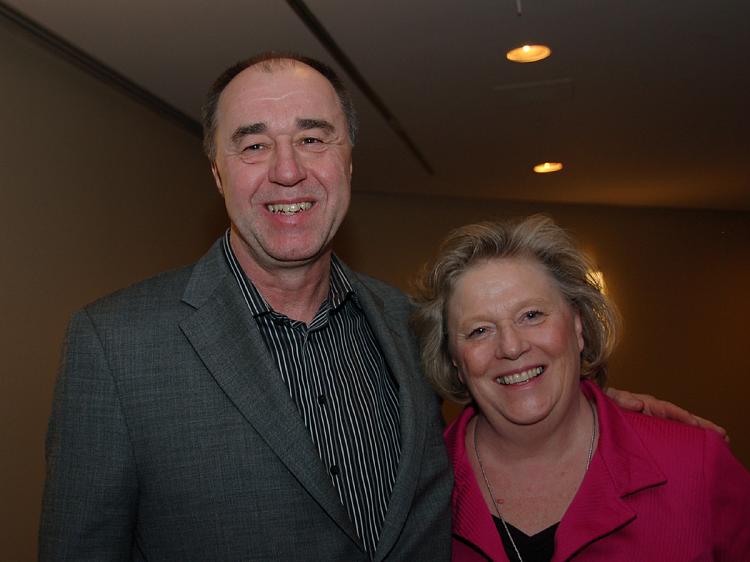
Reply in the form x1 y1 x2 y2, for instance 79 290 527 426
4 0 750 211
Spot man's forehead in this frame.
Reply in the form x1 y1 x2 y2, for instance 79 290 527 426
216 61 346 135
240 90 302 103
227 63 330 102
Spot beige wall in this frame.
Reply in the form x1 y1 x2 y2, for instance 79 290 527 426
339 193 750 470
2 15 749 561
0 18 225 560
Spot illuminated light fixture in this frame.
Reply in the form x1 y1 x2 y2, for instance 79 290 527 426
533 162 563 174
587 270 607 295
506 44 551 63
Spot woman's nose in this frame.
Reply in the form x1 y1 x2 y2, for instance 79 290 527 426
496 326 528 360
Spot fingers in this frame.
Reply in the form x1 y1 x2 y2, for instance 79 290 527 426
693 415 729 442
606 388 729 441
640 397 691 421
604 387 645 412
634 393 730 442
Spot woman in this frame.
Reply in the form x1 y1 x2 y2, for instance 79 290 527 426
412 215 750 561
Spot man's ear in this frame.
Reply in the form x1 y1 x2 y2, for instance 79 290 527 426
211 162 224 197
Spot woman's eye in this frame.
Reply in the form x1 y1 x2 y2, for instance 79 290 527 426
468 327 487 338
523 310 544 322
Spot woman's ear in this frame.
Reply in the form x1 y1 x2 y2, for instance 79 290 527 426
452 358 465 384
574 310 584 353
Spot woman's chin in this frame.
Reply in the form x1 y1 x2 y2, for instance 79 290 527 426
496 400 555 427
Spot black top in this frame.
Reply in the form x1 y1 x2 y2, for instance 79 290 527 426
493 517 558 562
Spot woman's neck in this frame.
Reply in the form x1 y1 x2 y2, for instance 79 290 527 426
476 391 593 464
468 389 598 535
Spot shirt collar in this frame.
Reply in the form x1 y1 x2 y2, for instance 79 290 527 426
329 254 357 311
221 229 358 319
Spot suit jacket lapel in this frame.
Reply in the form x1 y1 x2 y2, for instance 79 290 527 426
346 270 429 561
178 242 358 542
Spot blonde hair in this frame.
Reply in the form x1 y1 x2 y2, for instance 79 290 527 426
411 215 620 404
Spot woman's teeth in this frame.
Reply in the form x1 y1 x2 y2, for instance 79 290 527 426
267 202 312 214
497 366 544 385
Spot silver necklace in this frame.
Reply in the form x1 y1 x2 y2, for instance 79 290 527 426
473 400 598 562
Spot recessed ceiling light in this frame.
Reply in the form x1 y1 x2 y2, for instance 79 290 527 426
506 44 551 63
533 162 563 174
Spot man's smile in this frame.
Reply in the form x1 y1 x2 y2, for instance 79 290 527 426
266 201 313 214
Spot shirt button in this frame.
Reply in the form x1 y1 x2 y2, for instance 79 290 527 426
330 465 340 476
318 394 327 405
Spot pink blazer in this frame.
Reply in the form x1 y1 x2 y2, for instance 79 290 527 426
444 380 750 561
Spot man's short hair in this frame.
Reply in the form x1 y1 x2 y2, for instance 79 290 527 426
201 52 358 160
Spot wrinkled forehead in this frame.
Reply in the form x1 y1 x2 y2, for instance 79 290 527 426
448 255 562 303
216 61 344 126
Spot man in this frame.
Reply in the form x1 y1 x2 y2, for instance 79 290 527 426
40 53 452 561
39 52 719 561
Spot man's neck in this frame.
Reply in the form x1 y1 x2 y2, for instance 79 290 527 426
229 234 331 325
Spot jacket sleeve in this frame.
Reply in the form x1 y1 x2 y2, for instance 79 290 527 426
704 428 750 561
39 309 138 561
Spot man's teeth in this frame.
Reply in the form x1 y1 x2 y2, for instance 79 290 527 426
497 366 544 385
267 202 312 215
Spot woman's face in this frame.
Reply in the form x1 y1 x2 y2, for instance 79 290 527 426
447 256 584 427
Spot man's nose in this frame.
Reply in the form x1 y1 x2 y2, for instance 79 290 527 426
269 141 306 186
496 325 529 360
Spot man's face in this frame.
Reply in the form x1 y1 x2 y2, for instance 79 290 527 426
211 62 352 272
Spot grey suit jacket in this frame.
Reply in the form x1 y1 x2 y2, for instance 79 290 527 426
39 240 452 561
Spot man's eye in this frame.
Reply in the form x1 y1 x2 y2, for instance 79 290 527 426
243 143 265 151
523 310 544 321
300 137 322 144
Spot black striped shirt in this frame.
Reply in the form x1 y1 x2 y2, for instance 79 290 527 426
222 232 401 557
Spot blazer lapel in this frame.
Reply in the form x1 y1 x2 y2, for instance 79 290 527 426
178 242 358 543
555 382 666 560
448 406 509 561
346 272 430 561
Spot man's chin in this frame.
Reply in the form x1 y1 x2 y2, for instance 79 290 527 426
256 244 334 271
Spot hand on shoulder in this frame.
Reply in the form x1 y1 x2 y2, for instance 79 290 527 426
605 387 728 441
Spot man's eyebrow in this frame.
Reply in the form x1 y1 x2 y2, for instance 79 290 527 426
297 118 335 133
231 123 266 144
